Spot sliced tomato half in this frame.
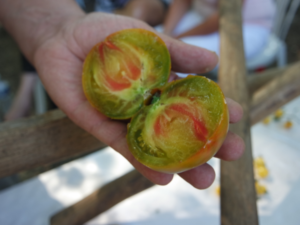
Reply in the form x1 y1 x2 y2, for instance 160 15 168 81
82 29 171 119
127 76 229 173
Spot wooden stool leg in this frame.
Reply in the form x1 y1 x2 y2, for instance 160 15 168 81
218 0 258 224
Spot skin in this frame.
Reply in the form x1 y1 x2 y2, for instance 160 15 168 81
114 0 166 26
0 0 244 189
163 0 194 36
163 0 244 39
5 72 37 121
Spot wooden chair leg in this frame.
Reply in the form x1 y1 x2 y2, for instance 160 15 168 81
218 0 258 224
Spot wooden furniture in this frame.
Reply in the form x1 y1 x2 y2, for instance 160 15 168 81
1 0 300 224
218 0 258 224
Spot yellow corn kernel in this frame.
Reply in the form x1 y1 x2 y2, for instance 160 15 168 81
274 109 284 120
257 166 269 179
284 120 293 129
262 117 271 125
254 156 265 168
255 181 267 196
215 185 220 196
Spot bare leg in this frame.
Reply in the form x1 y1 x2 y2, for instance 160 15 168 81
114 0 166 26
5 72 37 121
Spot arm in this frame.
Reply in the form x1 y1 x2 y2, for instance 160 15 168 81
0 0 84 64
176 0 245 39
0 0 244 188
176 12 219 38
163 0 192 36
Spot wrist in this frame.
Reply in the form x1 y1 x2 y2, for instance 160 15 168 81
0 0 85 63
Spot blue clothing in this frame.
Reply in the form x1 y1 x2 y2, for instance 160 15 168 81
76 0 169 13
94 0 129 12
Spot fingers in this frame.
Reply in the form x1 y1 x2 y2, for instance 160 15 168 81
162 35 219 74
72 100 243 187
215 96 245 160
128 157 174 185
226 97 243 123
70 100 174 186
110 136 174 185
179 131 245 188
179 130 245 188
179 98 244 187
179 163 215 189
214 131 245 161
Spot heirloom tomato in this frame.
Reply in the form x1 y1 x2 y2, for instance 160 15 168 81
83 29 229 173
127 76 229 173
82 28 170 119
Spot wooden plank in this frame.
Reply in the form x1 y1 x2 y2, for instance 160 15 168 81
0 110 106 178
218 0 258 224
50 169 154 225
250 61 300 124
247 66 286 95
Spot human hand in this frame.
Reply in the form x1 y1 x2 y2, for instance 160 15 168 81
33 13 244 189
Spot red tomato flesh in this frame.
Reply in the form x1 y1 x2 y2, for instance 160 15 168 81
127 76 229 173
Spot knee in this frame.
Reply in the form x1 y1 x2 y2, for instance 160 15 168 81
124 0 165 26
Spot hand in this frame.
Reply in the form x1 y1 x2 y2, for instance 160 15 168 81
33 12 244 189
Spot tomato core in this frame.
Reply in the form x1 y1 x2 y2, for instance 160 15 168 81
169 104 208 142
105 75 131 91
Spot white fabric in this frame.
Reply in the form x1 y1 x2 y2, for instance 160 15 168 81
192 0 276 29
243 0 276 29
161 10 270 77
179 24 270 60
174 3 272 58
192 0 218 19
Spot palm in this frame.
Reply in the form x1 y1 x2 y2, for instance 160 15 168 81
33 13 244 188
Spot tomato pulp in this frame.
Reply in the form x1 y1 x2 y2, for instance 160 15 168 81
83 29 229 173
82 29 171 119
127 76 229 173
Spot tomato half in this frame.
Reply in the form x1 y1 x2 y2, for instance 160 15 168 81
83 29 229 173
127 76 229 173
82 29 171 119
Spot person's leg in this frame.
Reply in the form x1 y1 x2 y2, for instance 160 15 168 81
114 0 166 26
155 10 204 37
5 72 37 121
180 24 270 60
172 10 204 36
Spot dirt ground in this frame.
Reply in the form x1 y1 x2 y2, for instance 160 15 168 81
1 7 300 189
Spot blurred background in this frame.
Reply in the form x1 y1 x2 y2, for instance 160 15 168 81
1 0 300 224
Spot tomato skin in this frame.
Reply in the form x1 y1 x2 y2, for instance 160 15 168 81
83 29 229 173
127 76 229 173
82 29 171 119
147 106 228 173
